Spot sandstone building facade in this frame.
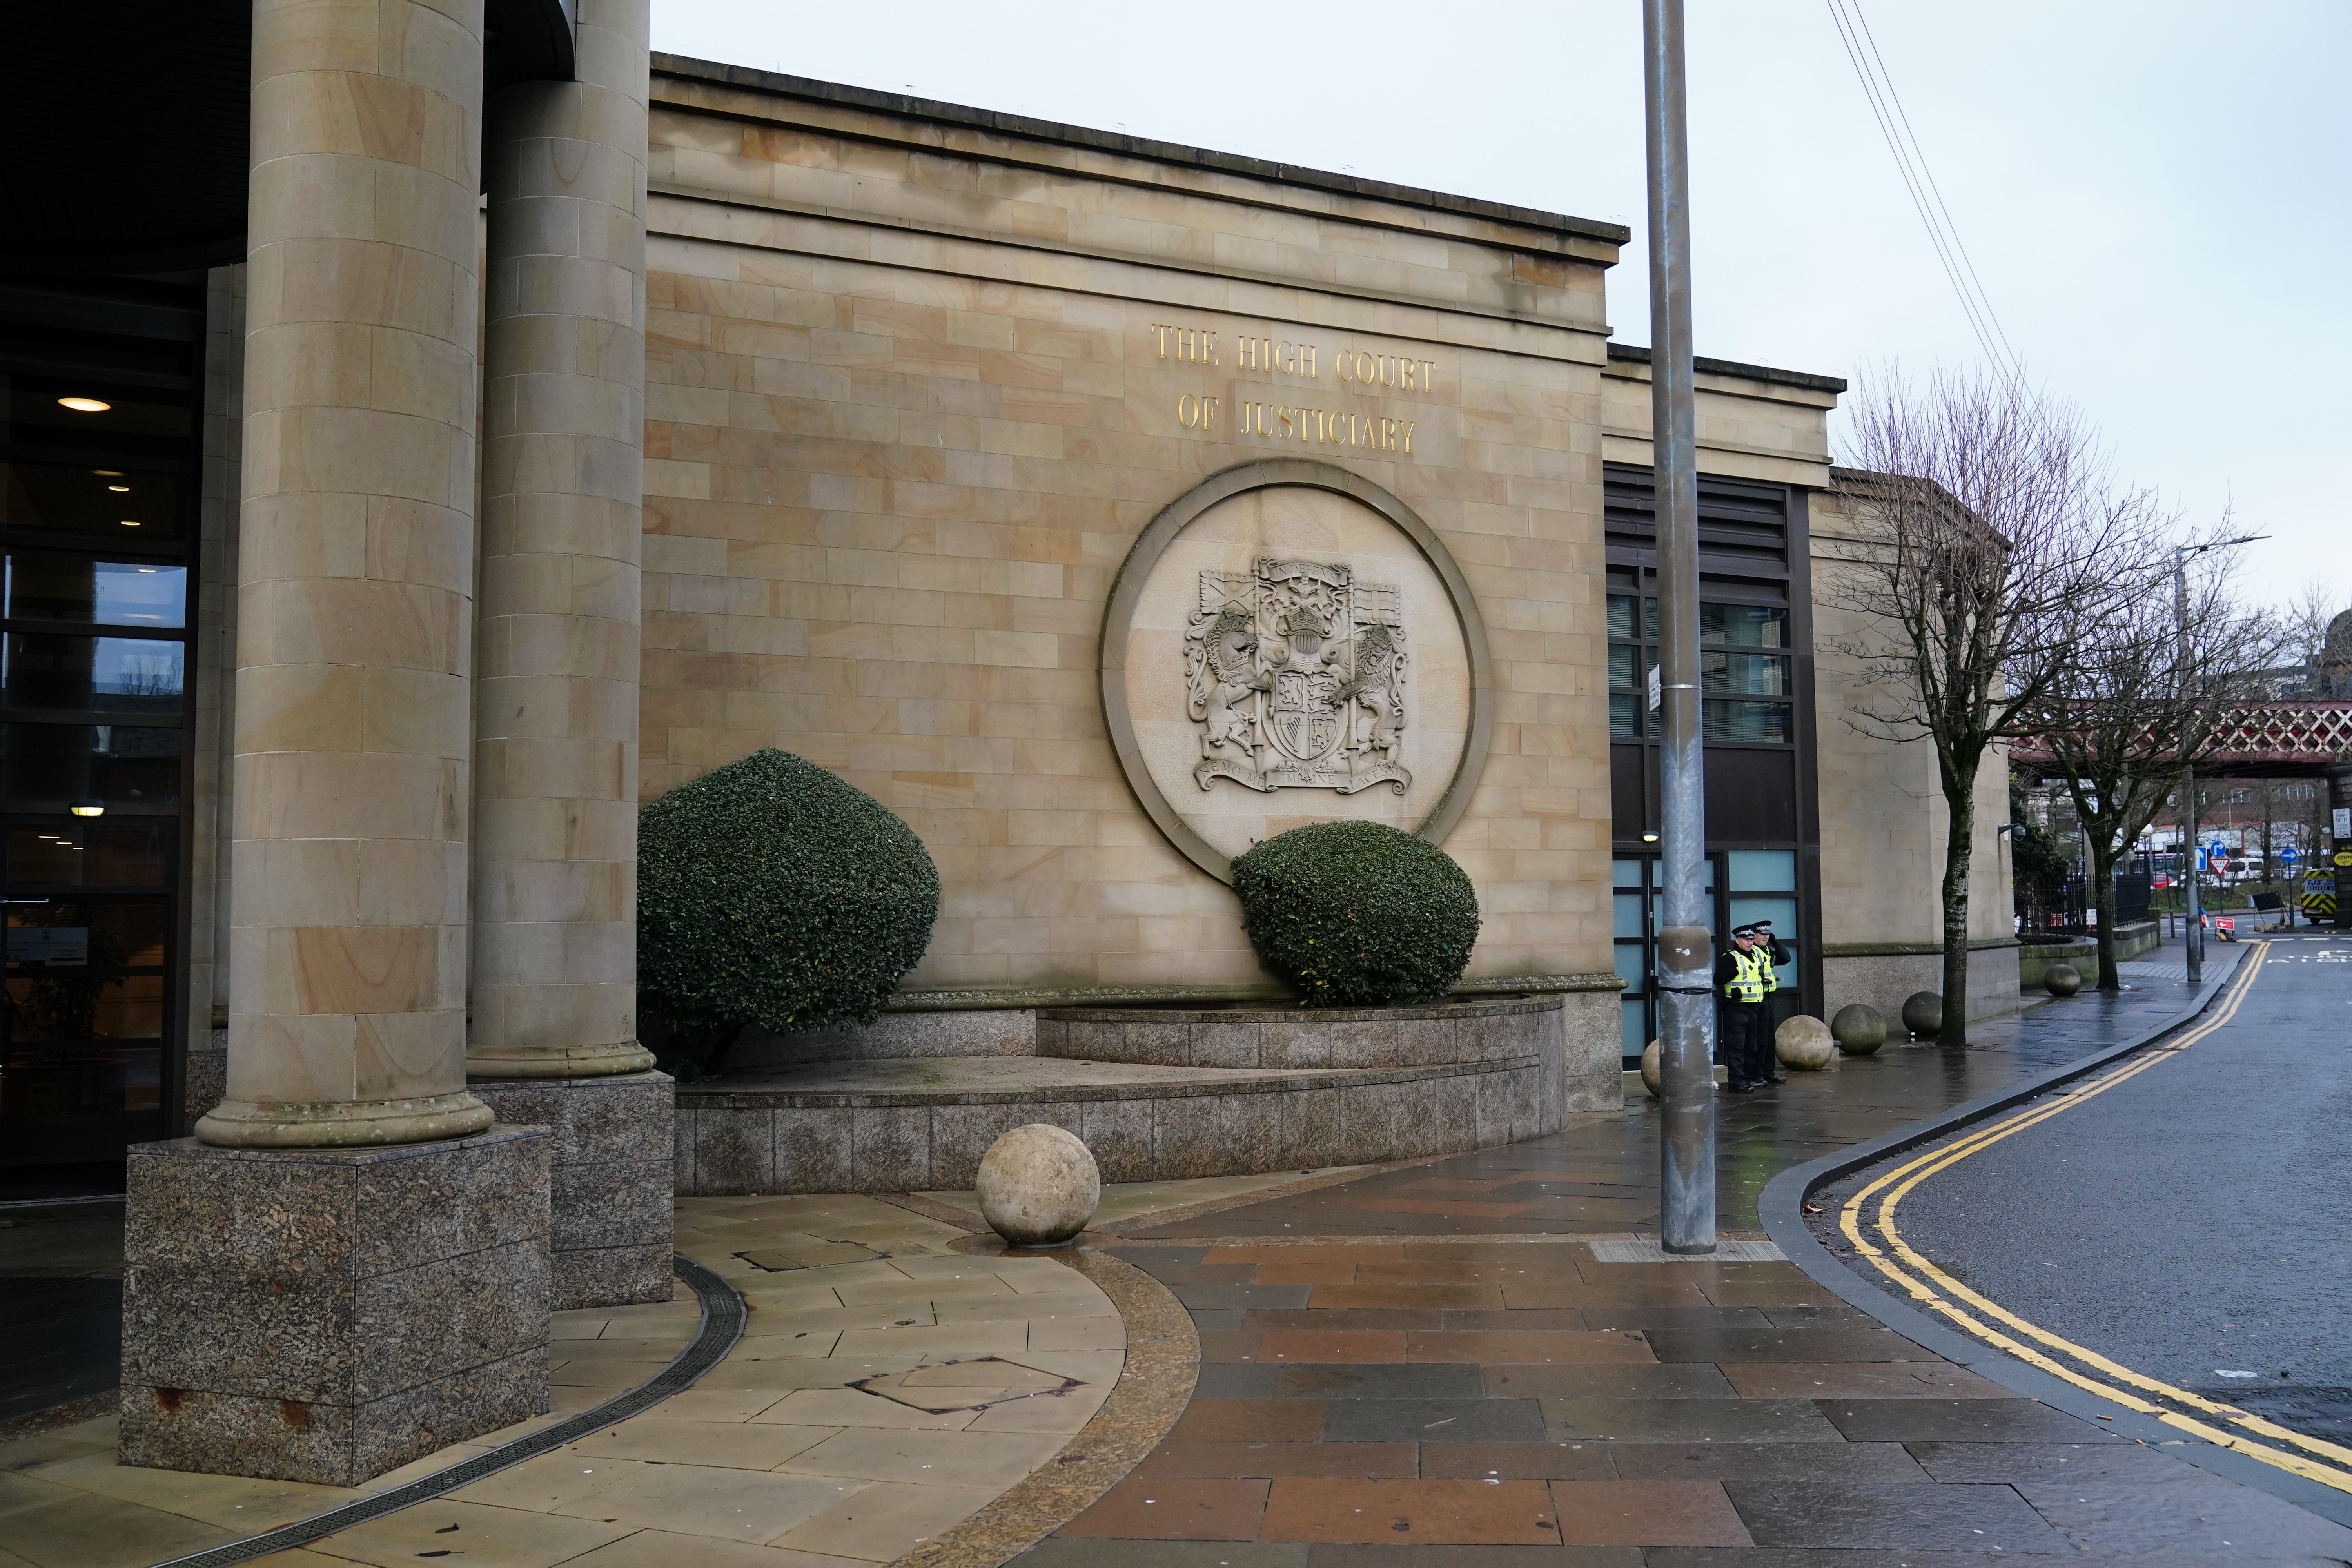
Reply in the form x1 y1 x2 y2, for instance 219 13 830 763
0 51 2020 1206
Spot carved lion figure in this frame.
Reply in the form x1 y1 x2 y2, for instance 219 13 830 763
1185 602 1267 759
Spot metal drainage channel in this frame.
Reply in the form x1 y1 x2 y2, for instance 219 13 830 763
148 1256 747 1568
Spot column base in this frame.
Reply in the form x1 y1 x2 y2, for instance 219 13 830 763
194 1090 494 1148
465 1039 658 1079
119 1125 553 1486
467 1072 675 1310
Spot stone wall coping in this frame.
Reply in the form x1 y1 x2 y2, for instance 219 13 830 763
677 1054 1533 1109
2017 940 2099 958
1606 341 1848 395
648 54 1630 248
881 972 1622 1012
1821 937 2023 958
1038 995 1563 1024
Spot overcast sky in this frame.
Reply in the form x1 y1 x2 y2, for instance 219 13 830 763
653 2 2349 613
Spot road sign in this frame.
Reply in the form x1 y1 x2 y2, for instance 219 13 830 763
2281 846 2300 864
2336 850 2352 869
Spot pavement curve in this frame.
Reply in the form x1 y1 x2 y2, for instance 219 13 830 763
1847 933 2352 1474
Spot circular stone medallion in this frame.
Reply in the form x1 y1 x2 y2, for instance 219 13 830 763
1102 460 1492 882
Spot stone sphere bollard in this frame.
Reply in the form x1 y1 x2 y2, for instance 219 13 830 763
1775 1014 1837 1071
976 1125 1100 1247
2044 963 2083 998
1831 1003 1887 1056
1639 1038 1662 1098
1901 991 1944 1038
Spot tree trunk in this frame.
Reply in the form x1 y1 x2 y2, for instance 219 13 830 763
2088 829 2120 991
1940 763 1976 1047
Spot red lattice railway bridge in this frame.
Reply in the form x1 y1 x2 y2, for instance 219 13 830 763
2011 701 2352 777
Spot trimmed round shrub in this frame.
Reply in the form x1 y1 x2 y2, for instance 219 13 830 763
638 749 940 1038
1231 821 1480 1008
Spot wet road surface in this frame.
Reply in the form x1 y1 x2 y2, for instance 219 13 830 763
1860 933 2352 1449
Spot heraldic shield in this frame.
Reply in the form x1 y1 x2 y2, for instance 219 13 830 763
1184 556 1411 795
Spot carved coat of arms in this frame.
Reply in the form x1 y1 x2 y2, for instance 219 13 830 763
1183 558 1410 795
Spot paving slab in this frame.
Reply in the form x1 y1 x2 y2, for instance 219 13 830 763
1015 942 2352 1563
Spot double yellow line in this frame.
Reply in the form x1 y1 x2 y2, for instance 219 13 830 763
1836 940 2352 1494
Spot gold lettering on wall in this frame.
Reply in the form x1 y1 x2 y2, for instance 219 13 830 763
1154 323 1219 365
1158 319 1430 457
1236 401 1412 454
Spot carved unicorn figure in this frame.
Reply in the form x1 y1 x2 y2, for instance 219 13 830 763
1334 618 1407 762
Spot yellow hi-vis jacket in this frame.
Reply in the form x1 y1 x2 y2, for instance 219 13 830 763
1722 946 1770 1003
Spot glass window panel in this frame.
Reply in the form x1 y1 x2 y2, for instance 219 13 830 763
1613 942 1648 995
1643 597 1659 638
0 1040 163 1117
1704 699 1792 744
7 903 167 970
1607 594 1636 639
1608 644 1637 688
1609 693 1640 737
7 822 171 886
0 462 186 543
1622 998 1649 1058
3 635 185 715
1613 857 1646 890
1613 892 1647 939
1729 896 1799 983
4 723 183 805
4 555 187 628
5 973 162 1044
1702 603 1788 648
1700 650 1790 696
1728 850 1797 891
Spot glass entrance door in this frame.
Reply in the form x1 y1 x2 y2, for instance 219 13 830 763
1614 849 1804 1064
0 276 201 1194
4 828 174 1168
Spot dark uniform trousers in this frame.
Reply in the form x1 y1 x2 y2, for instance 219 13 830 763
1718 999 1769 1087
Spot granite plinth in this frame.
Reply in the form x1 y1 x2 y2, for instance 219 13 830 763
118 1124 553 1486
469 1073 676 1309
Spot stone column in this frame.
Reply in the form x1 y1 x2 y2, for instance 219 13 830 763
465 0 672 1310
466 0 654 1082
197 0 494 1148
123 0 552 1486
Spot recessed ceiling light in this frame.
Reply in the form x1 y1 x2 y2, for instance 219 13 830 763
107 485 130 493
118 520 140 528
136 567 158 574
57 397 111 413
93 470 124 477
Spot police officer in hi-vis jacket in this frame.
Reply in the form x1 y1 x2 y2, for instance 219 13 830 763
1715 924 1777 1093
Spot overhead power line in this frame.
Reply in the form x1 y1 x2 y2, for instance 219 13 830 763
1824 1 2027 386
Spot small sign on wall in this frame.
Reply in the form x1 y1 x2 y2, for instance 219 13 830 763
8 927 87 967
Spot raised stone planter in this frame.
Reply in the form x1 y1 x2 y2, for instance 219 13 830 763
675 993 1619 1195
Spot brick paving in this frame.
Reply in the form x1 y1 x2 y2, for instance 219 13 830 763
1011 955 2352 1564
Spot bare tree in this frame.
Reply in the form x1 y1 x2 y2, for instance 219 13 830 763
1826 368 2158 1045
2020 532 2285 987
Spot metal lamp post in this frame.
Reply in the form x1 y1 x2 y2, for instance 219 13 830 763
2172 534 2266 982
1642 0 1714 1254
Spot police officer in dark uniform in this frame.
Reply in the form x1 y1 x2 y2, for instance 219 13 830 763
1716 924 1773 1093
1751 920 1790 1085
